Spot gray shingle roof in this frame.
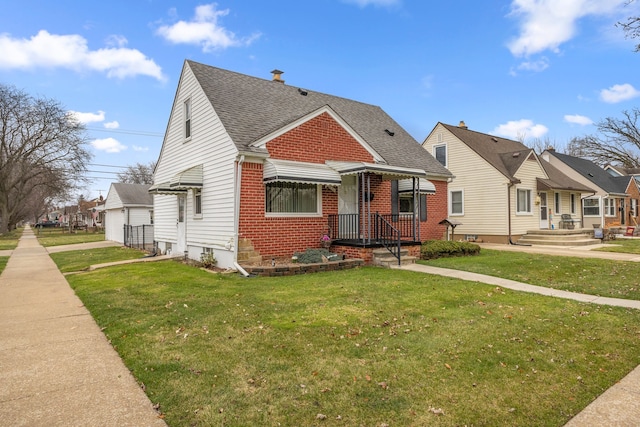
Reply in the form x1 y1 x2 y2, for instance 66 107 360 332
111 183 153 206
538 160 595 192
187 61 452 178
440 123 530 181
547 151 631 195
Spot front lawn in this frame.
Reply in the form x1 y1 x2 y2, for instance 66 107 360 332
0 228 23 250
0 257 8 274
595 238 640 255
67 263 640 427
36 228 106 247
49 247 148 273
421 249 640 300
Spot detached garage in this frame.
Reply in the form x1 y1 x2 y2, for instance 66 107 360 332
104 183 153 247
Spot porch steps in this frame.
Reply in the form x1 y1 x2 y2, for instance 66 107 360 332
372 247 417 268
236 238 263 264
517 229 600 247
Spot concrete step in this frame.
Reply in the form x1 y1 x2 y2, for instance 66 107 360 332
375 255 418 268
519 233 594 241
517 237 601 246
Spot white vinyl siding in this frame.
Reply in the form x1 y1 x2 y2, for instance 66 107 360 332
153 63 238 251
422 123 509 236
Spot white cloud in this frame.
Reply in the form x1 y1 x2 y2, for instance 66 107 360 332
156 3 260 52
68 110 105 124
516 57 549 72
0 30 165 81
600 83 640 103
104 121 120 129
564 114 593 125
132 145 149 152
343 0 401 6
493 119 548 140
507 0 626 57
91 138 127 153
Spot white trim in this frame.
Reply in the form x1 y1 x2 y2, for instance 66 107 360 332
250 105 384 162
604 197 616 217
583 196 601 217
184 98 192 141
193 189 202 219
554 192 561 214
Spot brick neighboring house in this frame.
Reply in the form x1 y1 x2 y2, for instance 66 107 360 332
150 61 452 268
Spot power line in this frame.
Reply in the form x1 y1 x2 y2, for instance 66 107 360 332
86 127 163 137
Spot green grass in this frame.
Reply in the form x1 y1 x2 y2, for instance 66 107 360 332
595 238 640 254
0 257 8 274
36 228 106 247
49 247 148 273
0 228 23 250
66 263 640 427
421 249 640 300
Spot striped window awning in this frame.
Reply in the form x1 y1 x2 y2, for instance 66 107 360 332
263 159 342 186
148 182 186 194
398 178 436 194
325 161 428 179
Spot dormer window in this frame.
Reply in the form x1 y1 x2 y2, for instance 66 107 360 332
184 99 191 139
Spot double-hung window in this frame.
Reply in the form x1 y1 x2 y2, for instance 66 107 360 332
266 182 320 216
517 189 532 214
554 192 561 214
450 190 463 215
604 198 616 216
184 99 191 139
194 189 202 217
570 194 576 214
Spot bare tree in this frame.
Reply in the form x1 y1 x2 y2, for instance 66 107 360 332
117 161 156 184
565 109 640 167
527 136 561 154
0 84 91 233
618 0 640 52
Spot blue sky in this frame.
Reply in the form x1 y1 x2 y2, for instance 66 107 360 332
1 0 638 199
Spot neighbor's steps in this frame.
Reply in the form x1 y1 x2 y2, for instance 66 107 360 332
517 229 600 246
372 247 417 268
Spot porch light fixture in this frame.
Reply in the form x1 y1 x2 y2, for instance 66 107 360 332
384 129 395 136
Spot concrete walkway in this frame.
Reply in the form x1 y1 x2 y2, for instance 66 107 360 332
0 227 166 427
397 243 640 427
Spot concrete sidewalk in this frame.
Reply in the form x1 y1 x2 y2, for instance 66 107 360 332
398 256 640 426
0 227 166 426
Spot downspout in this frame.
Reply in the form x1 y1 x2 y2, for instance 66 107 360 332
233 155 250 276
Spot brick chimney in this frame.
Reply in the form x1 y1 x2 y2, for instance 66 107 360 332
458 120 468 129
271 69 285 84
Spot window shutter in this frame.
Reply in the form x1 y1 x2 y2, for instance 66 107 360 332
420 194 427 222
391 180 398 216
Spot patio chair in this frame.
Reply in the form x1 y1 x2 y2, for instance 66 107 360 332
560 214 576 229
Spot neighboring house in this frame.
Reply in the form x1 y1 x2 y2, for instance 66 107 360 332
422 122 595 243
542 150 640 228
150 61 453 268
104 183 153 244
605 165 640 226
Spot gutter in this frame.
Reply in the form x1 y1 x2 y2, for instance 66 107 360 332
233 155 245 267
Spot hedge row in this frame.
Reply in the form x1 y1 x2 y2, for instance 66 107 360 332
420 240 481 259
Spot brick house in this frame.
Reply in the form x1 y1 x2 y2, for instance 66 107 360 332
150 61 452 268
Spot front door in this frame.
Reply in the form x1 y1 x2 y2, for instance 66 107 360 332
338 175 358 239
620 198 626 225
176 195 186 254
539 192 549 229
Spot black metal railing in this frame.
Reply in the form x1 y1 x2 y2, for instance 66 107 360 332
124 224 154 250
328 213 417 242
374 213 401 265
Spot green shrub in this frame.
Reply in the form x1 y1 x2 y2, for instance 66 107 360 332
420 240 480 260
293 248 340 264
